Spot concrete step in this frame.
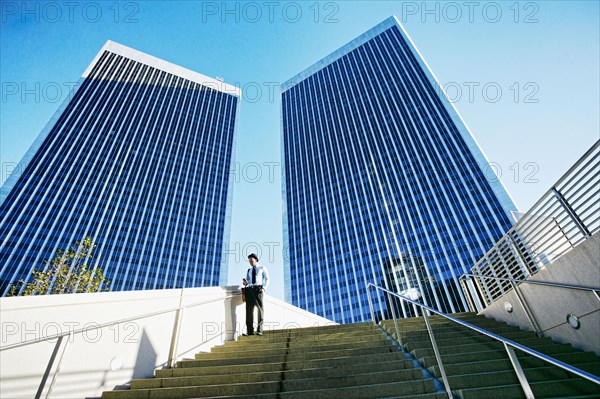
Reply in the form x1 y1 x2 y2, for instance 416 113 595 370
211 336 392 354
409 337 559 358
195 342 397 361
137 366 424 391
176 350 410 371
390 327 534 344
281 368 427 392
102 380 281 398
418 344 578 369
238 329 381 343
278 378 437 399
385 321 525 336
196 393 449 399
132 370 283 389
380 314 494 326
264 322 374 334
155 362 284 378
230 331 388 346
280 358 418 380
156 355 414 380
429 357 600 378
457 378 600 399
177 353 287 368
447 365 572 389
106 366 434 399
401 330 539 348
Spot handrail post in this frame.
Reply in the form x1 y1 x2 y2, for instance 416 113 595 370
423 310 453 398
45 331 72 399
367 284 376 325
167 307 184 368
551 187 592 238
510 281 542 336
472 272 492 307
386 291 403 348
466 277 485 312
504 343 535 399
35 336 64 399
459 277 477 313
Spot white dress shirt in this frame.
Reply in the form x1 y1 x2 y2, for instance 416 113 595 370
245 263 270 290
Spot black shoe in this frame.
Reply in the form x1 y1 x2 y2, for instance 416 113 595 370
242 333 254 336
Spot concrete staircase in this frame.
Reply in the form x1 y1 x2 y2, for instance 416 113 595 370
100 314 600 399
101 322 444 399
380 313 600 398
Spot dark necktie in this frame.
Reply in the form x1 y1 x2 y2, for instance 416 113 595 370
252 266 257 284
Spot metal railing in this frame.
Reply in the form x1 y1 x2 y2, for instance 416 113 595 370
366 283 600 399
0 292 239 399
468 141 599 306
459 274 600 333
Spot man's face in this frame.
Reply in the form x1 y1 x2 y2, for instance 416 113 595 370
248 257 257 266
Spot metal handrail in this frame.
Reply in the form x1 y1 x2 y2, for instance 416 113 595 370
469 141 599 305
0 291 240 399
459 274 600 333
461 273 600 296
366 283 600 399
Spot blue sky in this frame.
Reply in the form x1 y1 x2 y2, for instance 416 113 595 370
1 1 599 301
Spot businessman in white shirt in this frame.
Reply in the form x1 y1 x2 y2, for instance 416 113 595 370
242 253 270 336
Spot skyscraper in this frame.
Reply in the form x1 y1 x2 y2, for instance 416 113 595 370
0 41 240 296
281 17 517 323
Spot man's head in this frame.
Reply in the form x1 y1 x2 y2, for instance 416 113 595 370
248 253 258 266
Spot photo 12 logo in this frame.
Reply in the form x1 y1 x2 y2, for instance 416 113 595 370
436 81 540 104
2 81 80 104
201 1 340 24
1 1 140 24
400 1 540 24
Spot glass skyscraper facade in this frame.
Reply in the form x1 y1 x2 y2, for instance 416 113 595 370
0 41 240 296
281 17 518 323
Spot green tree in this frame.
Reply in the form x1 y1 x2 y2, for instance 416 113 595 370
7 237 110 296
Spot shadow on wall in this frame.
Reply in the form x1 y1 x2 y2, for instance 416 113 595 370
173 292 243 358
108 328 157 391
132 329 157 380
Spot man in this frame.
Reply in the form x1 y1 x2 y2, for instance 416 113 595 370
242 253 269 336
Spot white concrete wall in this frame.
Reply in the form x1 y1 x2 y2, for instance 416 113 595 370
0 286 333 399
480 233 600 355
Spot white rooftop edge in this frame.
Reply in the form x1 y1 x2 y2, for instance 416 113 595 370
281 16 398 91
83 40 241 97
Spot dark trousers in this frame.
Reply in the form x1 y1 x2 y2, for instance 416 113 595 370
245 286 263 334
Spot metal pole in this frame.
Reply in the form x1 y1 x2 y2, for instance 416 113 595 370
466 278 485 312
510 281 542 336
472 272 492 307
35 336 64 399
167 307 183 368
45 332 72 399
387 291 403 348
504 343 535 399
367 284 376 325
459 278 476 313
423 310 453 399
551 187 592 238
